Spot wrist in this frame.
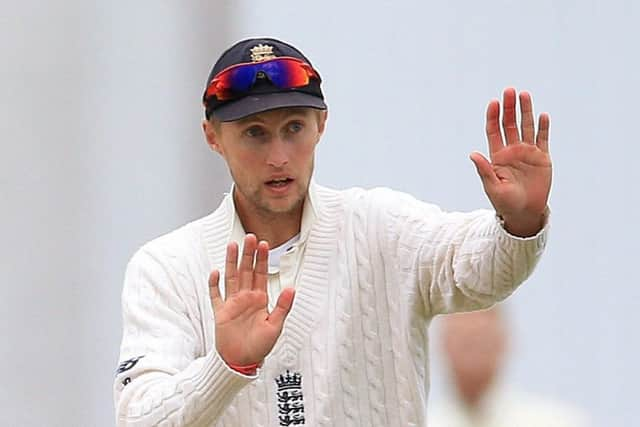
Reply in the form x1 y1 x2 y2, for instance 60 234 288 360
219 349 263 376
227 360 261 376
500 211 546 237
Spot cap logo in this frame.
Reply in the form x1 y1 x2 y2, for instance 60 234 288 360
250 44 276 62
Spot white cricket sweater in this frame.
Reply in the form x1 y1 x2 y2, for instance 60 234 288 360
114 183 548 427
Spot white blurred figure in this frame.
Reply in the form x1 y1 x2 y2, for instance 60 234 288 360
429 307 589 427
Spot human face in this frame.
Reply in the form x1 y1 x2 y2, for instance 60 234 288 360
442 308 507 403
204 107 326 218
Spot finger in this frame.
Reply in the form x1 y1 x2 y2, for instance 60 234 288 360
224 242 239 296
208 270 223 311
470 152 499 187
267 287 295 328
485 99 504 156
519 91 535 144
238 234 258 290
253 240 269 292
501 87 520 145
536 113 550 153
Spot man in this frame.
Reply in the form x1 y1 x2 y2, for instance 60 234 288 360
429 307 588 427
114 37 552 426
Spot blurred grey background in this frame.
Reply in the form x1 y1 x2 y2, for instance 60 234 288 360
1 1 638 426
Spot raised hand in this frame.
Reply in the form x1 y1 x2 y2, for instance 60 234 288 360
470 88 552 237
209 234 295 367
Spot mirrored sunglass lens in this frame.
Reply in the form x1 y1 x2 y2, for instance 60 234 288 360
226 66 258 92
261 60 308 88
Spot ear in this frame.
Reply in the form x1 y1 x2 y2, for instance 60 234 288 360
316 109 328 141
202 119 224 156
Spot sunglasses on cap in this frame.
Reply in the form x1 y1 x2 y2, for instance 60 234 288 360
204 56 321 102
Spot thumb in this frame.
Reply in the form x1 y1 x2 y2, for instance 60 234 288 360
470 152 499 187
268 287 295 328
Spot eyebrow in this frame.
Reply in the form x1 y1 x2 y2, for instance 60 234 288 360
235 116 265 126
236 108 311 126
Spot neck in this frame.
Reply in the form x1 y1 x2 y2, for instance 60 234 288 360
459 387 484 409
454 376 494 410
234 194 304 249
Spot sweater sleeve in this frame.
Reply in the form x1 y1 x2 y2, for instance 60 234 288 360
375 188 548 316
114 247 252 426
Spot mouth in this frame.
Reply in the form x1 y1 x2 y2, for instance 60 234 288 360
265 177 294 188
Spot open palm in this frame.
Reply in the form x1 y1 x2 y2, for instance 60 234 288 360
209 234 295 367
471 88 552 237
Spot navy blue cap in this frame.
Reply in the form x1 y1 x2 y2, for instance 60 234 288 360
202 37 326 122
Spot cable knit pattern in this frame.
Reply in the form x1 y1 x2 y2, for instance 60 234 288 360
352 194 388 426
114 183 548 426
335 233 360 426
310 319 331 426
248 377 268 427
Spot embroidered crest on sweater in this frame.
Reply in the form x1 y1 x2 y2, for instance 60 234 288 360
275 370 305 425
116 355 144 375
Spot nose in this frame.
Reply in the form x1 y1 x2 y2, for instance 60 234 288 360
266 137 289 168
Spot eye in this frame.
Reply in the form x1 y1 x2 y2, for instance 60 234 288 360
244 125 265 138
287 121 304 134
